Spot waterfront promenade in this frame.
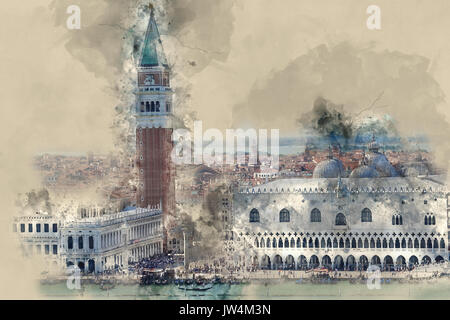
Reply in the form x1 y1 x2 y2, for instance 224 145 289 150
41 261 449 285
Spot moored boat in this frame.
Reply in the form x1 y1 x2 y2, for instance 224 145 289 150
178 282 214 291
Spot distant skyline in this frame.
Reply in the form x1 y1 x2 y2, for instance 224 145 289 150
36 134 431 158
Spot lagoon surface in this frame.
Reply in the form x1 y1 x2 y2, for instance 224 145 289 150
40 279 450 300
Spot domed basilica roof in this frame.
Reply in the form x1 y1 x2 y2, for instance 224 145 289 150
313 148 346 178
366 152 398 177
349 165 379 178
313 136 400 179
363 135 398 177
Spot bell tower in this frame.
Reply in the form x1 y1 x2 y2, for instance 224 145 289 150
135 6 175 251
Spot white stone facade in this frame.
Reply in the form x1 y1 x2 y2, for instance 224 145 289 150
13 214 60 270
231 176 449 270
14 207 164 274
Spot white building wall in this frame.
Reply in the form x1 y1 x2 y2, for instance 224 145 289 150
232 177 449 270
14 208 164 274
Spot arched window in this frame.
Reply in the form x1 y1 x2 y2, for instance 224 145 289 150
284 238 289 248
249 209 260 223
364 238 369 248
68 236 73 250
440 238 445 249
333 238 338 248
414 238 419 248
351 238 356 248
255 238 259 248
279 208 290 222
278 238 283 248
376 238 381 248
155 101 160 112
358 238 363 248
290 238 295 248
140 102 145 112
361 208 372 222
433 238 438 248
88 236 94 250
145 101 150 112
420 238 425 248
166 102 171 113
335 213 346 225
383 238 387 248
310 208 321 222
424 214 435 225
151 101 155 112
393 214 403 225
267 238 271 248
296 238 301 248
272 238 277 248
78 236 83 249
321 238 326 248
315 238 319 248
345 238 350 248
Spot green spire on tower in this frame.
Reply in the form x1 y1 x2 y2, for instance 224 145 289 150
139 4 168 68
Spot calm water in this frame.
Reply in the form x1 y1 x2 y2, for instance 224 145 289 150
39 279 450 300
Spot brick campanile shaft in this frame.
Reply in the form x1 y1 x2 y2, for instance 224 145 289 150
135 8 175 252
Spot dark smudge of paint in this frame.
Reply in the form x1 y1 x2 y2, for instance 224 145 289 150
300 96 354 140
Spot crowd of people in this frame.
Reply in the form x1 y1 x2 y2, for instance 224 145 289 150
130 254 178 274
187 259 252 275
